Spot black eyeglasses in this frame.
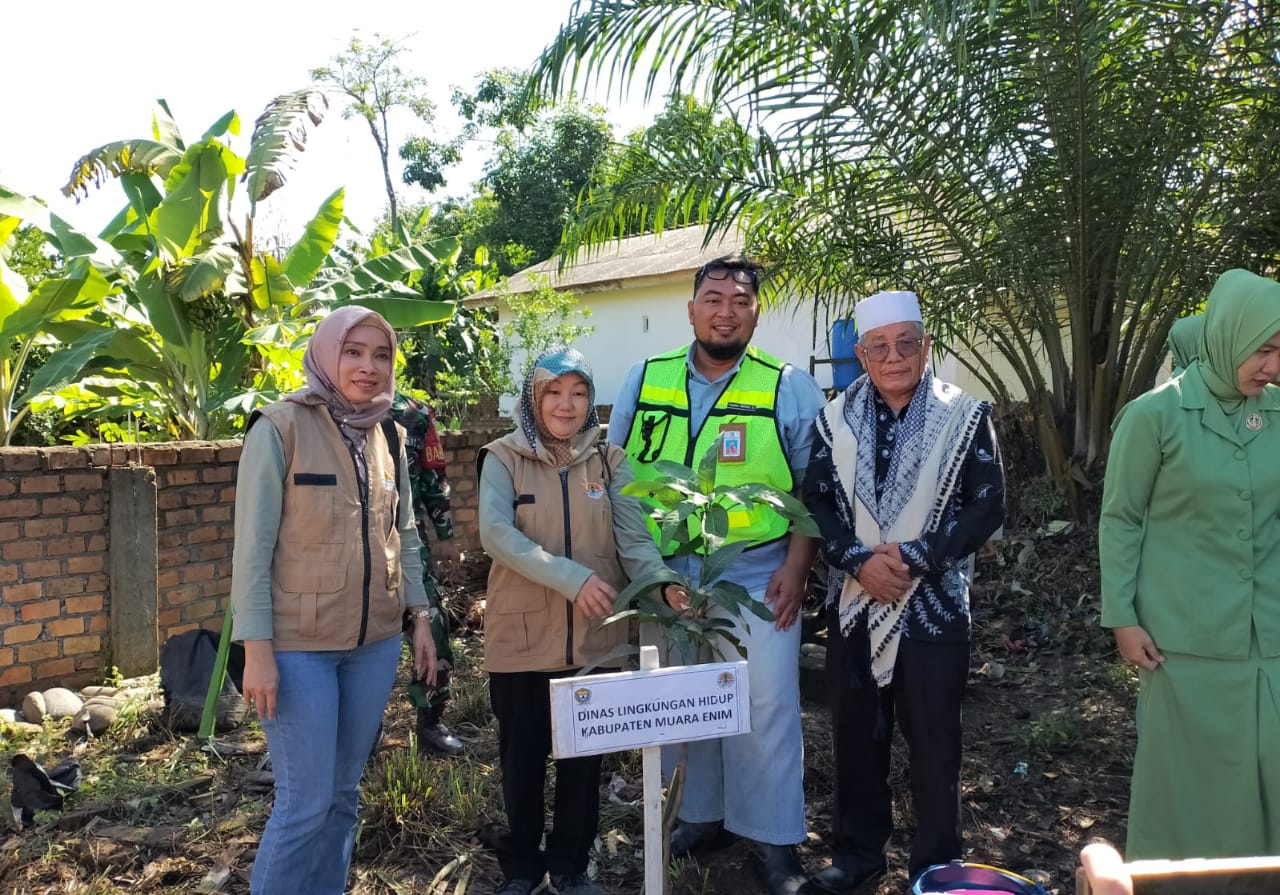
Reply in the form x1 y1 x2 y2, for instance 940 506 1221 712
695 265 760 291
862 337 924 363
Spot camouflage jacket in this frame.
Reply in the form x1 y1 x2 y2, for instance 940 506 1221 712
390 392 455 545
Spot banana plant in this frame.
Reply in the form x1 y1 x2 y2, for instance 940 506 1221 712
606 437 819 663
46 93 456 439
0 187 121 444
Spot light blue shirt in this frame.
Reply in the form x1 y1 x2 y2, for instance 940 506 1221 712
608 343 826 590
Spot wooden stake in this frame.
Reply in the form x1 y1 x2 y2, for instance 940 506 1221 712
640 645 665 895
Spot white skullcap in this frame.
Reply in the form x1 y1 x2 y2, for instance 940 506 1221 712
855 290 923 335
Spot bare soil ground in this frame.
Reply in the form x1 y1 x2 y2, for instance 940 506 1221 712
1 527 1133 895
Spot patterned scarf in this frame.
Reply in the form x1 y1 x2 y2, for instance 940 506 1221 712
820 370 984 685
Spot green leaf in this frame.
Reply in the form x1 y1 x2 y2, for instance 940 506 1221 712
133 265 192 350
659 504 697 551
179 245 239 301
243 89 329 209
0 265 112 342
347 296 455 328
613 568 687 608
251 254 297 309
652 459 697 486
18 327 119 406
283 187 344 288
61 140 183 201
698 539 751 587
697 440 719 492
0 183 118 262
150 142 231 260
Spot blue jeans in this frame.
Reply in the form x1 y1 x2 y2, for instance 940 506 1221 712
250 635 401 895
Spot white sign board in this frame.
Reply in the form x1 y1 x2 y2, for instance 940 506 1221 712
549 661 750 759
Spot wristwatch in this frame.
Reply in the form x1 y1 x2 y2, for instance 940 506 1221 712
409 607 432 622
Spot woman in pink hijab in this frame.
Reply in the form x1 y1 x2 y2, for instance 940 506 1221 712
230 306 437 895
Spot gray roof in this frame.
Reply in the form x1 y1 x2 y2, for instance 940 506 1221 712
468 225 744 303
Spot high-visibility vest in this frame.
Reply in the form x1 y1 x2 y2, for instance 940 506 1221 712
622 344 793 555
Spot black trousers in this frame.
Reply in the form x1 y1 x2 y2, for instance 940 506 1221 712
825 605 969 877
489 670 602 880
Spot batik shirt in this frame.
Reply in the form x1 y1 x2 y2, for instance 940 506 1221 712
804 390 1005 642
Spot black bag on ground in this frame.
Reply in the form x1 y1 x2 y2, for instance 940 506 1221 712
159 628 247 732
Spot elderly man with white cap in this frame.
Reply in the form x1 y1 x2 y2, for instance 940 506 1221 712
801 290 1005 891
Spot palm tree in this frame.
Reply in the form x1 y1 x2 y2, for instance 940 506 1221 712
534 0 1280 508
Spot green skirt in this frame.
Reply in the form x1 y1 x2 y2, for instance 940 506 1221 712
1128 646 1280 859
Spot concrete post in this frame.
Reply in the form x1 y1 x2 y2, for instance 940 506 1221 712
109 466 159 676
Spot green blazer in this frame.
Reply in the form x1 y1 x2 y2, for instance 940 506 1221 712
1100 369 1280 658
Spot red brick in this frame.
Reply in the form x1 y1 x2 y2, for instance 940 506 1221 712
158 547 189 568
0 647 11 665
66 555 104 574
0 479 14 497
3 540 42 561
157 530 184 549
217 445 243 463
0 565 16 585
164 509 199 526
201 466 234 483
186 487 218 506
161 468 199 487
184 563 217 582
218 523 234 539
40 496 81 515
20 474 61 494
0 450 40 471
82 493 103 513
199 579 232 597
141 447 180 466
191 543 230 562
20 601 62 622
46 535 86 556
158 609 182 627
0 665 33 687
201 505 232 523
84 574 107 591
45 449 90 469
4 623 43 644
3 582 43 602
63 472 104 492
187 599 217 619
157 569 182 588
21 559 63 579
187 525 220 544
85 535 106 552
63 635 101 655
23 517 65 537
0 520 19 541
157 491 184 510
46 577 89 598
0 498 38 519
75 653 101 671
36 658 76 678
18 642 59 662
0 607 14 625
46 618 84 637
164 584 201 605
66 515 104 533
86 614 109 634
165 623 198 637
64 595 103 614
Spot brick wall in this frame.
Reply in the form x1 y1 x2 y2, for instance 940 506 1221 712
0 424 510 701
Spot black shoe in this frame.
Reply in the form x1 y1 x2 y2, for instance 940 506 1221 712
669 819 731 858
495 877 542 895
416 719 463 756
752 842 811 895
808 862 886 894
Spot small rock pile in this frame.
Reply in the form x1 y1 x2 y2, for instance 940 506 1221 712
0 678 160 737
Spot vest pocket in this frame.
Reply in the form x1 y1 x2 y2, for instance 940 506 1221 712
285 477 344 544
488 584 550 655
276 560 347 595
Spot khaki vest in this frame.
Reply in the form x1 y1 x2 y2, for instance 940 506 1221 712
253 402 404 651
622 344 793 554
481 433 628 673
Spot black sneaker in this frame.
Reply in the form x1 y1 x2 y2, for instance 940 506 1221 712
496 878 541 895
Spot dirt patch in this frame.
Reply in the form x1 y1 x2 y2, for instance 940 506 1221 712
1 527 1133 894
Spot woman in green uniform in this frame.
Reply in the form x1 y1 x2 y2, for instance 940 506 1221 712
1101 268 1280 859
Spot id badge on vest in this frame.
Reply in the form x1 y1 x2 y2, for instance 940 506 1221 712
718 423 747 463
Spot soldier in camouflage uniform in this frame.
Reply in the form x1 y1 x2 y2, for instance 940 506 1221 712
391 391 464 756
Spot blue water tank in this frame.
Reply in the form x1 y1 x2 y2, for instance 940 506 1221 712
830 319 863 389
